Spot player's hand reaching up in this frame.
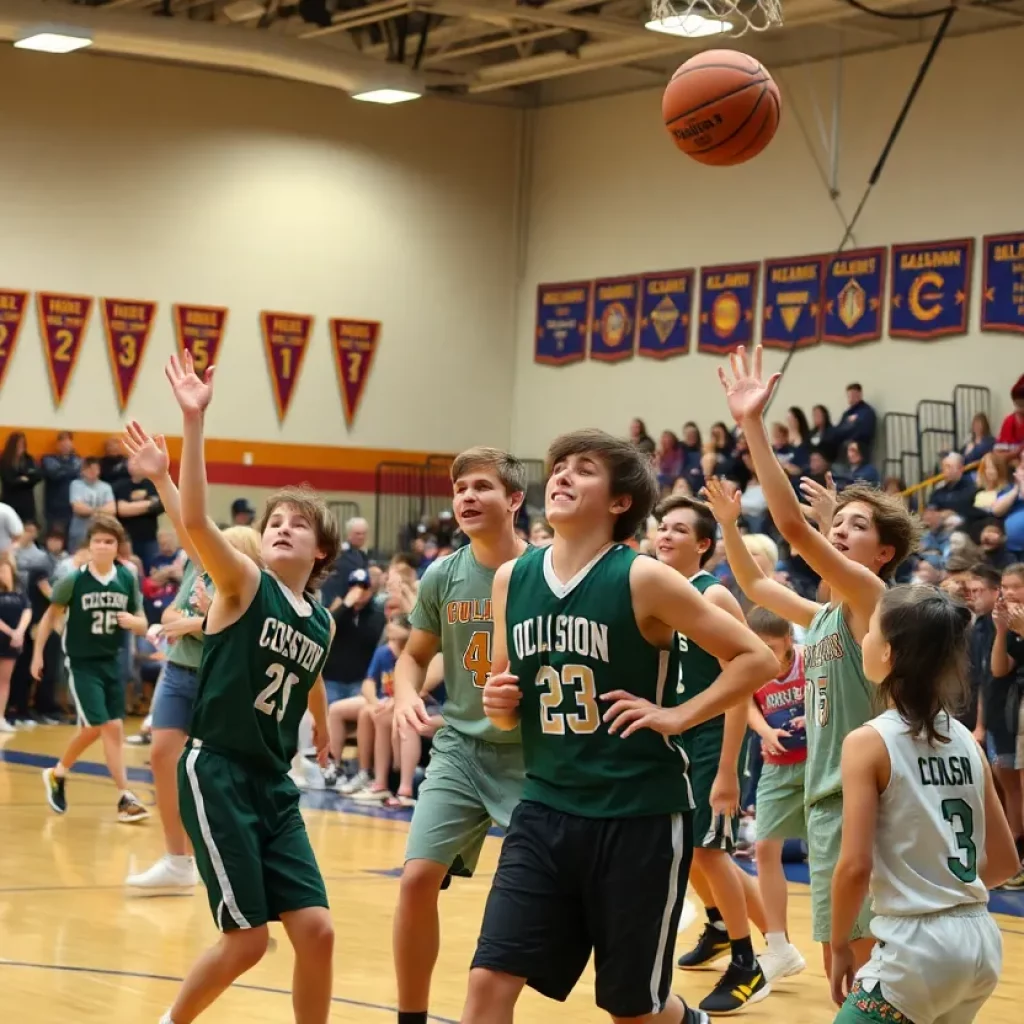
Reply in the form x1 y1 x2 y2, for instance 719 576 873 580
799 473 837 529
482 668 521 731
717 344 780 425
165 350 214 416
602 690 682 739
701 476 741 525
122 420 170 480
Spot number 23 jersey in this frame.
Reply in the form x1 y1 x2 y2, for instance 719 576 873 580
506 544 691 818
189 570 332 775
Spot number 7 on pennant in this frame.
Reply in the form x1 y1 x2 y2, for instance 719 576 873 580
329 318 381 428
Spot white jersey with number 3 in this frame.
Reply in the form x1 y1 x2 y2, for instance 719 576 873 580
867 709 988 917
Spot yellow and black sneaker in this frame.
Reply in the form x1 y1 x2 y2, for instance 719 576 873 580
42 766 67 815
996 865 1024 890
698 961 771 1015
677 923 731 970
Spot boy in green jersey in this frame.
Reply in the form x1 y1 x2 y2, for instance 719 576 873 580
466 429 778 1024
653 494 773 1015
715 346 918 978
158 351 340 1024
391 447 528 1024
35 514 150 823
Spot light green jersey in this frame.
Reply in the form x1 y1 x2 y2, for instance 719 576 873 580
167 560 207 669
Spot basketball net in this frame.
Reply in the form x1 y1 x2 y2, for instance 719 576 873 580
648 0 783 38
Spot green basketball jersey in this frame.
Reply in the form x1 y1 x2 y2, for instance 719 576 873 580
50 562 141 662
409 543 523 745
167 560 206 670
677 571 725 750
189 571 332 775
506 544 692 818
802 602 873 806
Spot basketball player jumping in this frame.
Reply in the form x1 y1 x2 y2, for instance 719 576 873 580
831 587 1017 1024
466 429 778 1023
716 345 917 977
391 447 528 1024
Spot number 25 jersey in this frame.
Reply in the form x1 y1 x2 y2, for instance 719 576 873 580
506 544 691 818
189 570 332 775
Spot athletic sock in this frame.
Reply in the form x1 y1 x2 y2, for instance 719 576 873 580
706 905 726 929
53 762 66 779
765 931 789 955
159 1013 175 1024
731 935 757 970
398 1013 428 1024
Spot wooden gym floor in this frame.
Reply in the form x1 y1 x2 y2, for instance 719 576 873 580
2 724 1023 1023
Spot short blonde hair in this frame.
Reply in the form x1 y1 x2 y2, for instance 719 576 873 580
743 533 779 569
221 525 263 566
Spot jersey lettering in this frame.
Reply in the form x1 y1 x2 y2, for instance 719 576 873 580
258 617 325 673
91 610 120 635
512 615 610 663
462 630 491 688
81 591 129 611
253 662 298 722
813 677 830 727
535 663 599 736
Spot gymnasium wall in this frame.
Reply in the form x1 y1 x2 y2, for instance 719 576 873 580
0 48 522 469
510 26 1024 458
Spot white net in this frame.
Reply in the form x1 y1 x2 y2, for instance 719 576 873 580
648 0 783 38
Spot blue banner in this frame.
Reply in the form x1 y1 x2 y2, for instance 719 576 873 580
535 281 591 365
822 247 886 345
981 232 1024 335
762 255 825 350
589 276 639 362
637 269 693 359
697 263 759 355
889 238 972 341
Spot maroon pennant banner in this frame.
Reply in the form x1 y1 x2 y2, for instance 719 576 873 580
37 292 93 405
0 289 29 395
173 303 228 375
102 298 157 410
329 318 381 428
260 310 313 420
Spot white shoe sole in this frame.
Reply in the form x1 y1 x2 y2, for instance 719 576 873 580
759 952 807 984
703 982 772 1015
118 807 151 824
125 883 196 897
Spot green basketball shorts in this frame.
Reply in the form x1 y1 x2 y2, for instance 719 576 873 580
754 761 807 841
807 793 872 943
67 657 124 727
405 725 525 877
684 725 739 853
178 741 328 931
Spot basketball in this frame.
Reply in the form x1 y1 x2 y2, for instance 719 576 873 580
662 49 781 166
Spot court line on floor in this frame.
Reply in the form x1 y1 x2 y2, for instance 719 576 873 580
0 960 459 1023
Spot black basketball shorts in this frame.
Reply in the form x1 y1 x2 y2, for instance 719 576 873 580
471 799 694 1017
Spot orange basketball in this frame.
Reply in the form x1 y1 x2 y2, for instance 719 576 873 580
662 50 780 166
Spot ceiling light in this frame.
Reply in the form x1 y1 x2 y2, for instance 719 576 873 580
14 29 93 53
645 14 732 37
350 88 422 105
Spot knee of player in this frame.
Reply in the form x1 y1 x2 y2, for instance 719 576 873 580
399 859 448 902
224 925 271 970
289 910 335 959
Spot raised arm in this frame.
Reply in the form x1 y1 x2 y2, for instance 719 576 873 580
704 476 820 628
165 352 259 603
719 346 884 622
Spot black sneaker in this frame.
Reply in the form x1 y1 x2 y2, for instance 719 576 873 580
699 961 771 1015
117 792 150 824
43 767 67 814
677 923 731 970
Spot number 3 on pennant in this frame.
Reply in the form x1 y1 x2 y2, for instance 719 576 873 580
463 630 491 688
118 334 137 367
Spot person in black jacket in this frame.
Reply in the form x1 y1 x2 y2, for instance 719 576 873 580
323 567 385 705
0 432 40 527
40 431 81 535
965 564 999 736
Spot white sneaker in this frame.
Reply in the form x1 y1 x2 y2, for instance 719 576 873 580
758 942 806 984
126 855 198 894
352 786 390 802
288 756 324 791
0 719 16 733
339 769 371 795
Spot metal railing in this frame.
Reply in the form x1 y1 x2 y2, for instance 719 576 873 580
916 399 956 480
328 500 360 534
883 412 920 486
953 385 991 448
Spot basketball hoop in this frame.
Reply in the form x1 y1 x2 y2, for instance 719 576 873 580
647 0 783 39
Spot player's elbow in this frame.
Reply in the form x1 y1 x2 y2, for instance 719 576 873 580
834 853 872 892
744 643 780 692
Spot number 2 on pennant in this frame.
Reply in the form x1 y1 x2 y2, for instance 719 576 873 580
463 630 491 688
53 329 73 361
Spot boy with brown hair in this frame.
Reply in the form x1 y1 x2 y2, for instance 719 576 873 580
391 445 528 1024
35 513 150 822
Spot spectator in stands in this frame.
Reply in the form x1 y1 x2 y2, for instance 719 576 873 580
992 461 1024 558
975 454 1009 513
980 521 1014 572
996 375 1024 456
0 500 23 554
385 553 420 615
835 382 877 461
737 454 769 534
806 448 833 489
529 519 553 547
707 421 735 472
929 452 978 522
629 417 656 456
809 404 839 463
0 552 30 732
114 462 164 573
655 431 683 490
845 440 880 487
40 431 80 536
322 515 370 605
324 567 386 706
962 413 995 467
67 457 115 553
781 407 811 480
229 498 255 526
920 503 955 562
965 564 999 737
0 433 40 527
99 436 129 487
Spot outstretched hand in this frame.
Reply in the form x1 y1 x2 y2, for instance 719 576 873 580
121 420 170 480
799 472 838 528
701 476 742 526
717 345 781 425
165 350 215 416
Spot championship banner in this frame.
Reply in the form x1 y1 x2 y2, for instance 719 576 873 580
535 281 590 365
0 290 29 395
260 310 313 420
637 269 693 359
981 232 1024 334
889 238 972 341
762 255 825 350
589 276 638 362
101 298 157 410
821 248 886 345
173 304 228 374
37 292 93 405
697 263 759 355
329 318 381 428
